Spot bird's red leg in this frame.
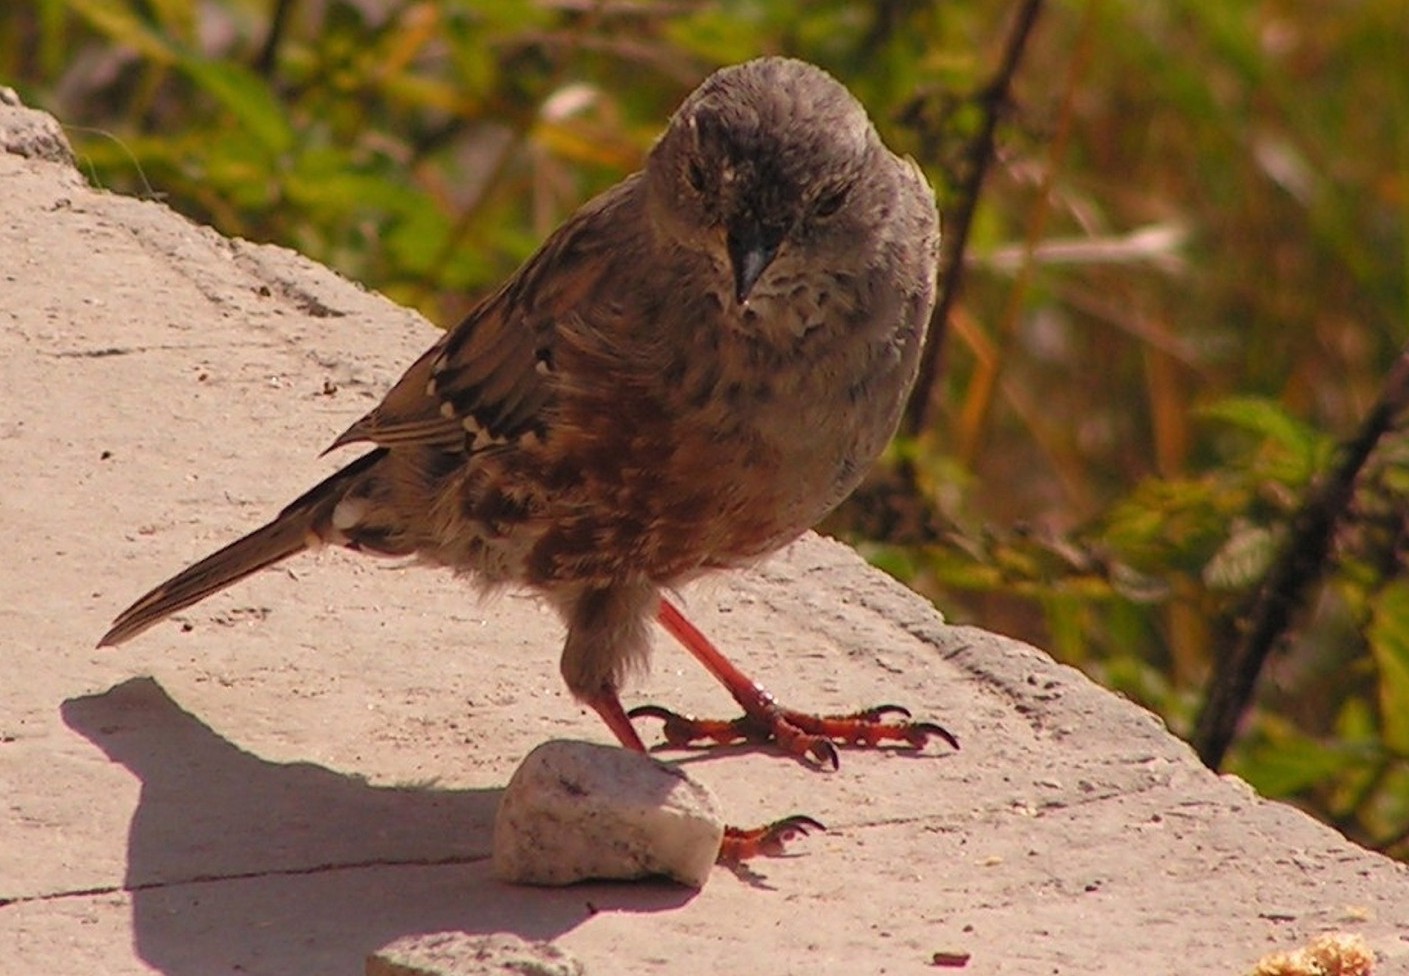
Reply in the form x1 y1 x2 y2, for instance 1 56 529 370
585 685 820 861
631 596 959 769
585 689 648 752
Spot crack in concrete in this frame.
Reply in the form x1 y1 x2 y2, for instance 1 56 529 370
9 774 1195 908
44 341 278 358
0 852 487 908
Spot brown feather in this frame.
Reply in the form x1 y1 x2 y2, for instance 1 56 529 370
325 175 643 460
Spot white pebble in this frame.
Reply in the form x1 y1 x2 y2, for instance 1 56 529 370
493 739 724 888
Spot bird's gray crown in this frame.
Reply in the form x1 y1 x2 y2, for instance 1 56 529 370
649 58 877 234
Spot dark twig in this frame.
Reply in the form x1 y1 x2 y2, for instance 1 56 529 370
901 0 1045 438
255 0 297 78
1192 341 1409 769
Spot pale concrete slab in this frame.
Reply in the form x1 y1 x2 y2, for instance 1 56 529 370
3 101 1408 975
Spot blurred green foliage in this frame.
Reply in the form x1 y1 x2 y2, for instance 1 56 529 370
4 0 1407 855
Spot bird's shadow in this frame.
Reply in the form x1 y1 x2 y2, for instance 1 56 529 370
61 677 693 976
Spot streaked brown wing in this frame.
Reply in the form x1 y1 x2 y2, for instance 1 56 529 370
326 173 644 455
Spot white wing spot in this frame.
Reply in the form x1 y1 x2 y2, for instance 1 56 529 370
331 497 368 531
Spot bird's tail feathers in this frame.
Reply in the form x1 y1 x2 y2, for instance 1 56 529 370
98 449 387 647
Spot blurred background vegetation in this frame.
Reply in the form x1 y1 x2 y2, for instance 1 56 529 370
4 0 1407 855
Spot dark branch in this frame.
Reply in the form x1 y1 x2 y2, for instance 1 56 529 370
1192 341 1409 769
255 0 297 79
901 0 1045 438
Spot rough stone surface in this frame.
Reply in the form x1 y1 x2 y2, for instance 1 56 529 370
367 932 585 976
493 740 724 889
5 97 1409 975
0 92 74 163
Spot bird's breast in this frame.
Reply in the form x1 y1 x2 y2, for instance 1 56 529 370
439 254 918 591
510 324 899 587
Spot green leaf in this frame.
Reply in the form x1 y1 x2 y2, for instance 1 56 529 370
65 0 292 157
1203 520 1280 590
1201 396 1316 448
1369 580 1409 753
1335 694 1377 743
1200 396 1330 485
177 57 294 157
65 0 178 62
860 543 920 584
1234 729 1351 797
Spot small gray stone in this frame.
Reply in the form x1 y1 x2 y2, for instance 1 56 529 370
493 739 724 888
367 932 585 976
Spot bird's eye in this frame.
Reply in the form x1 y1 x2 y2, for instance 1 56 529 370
815 185 850 217
686 160 707 193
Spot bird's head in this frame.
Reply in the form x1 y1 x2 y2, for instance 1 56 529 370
647 58 880 307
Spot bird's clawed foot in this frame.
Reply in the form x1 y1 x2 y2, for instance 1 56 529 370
718 815 826 862
628 701 959 769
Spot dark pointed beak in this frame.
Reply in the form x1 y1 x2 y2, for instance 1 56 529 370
727 220 785 304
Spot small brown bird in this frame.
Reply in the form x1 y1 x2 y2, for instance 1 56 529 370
100 57 953 859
